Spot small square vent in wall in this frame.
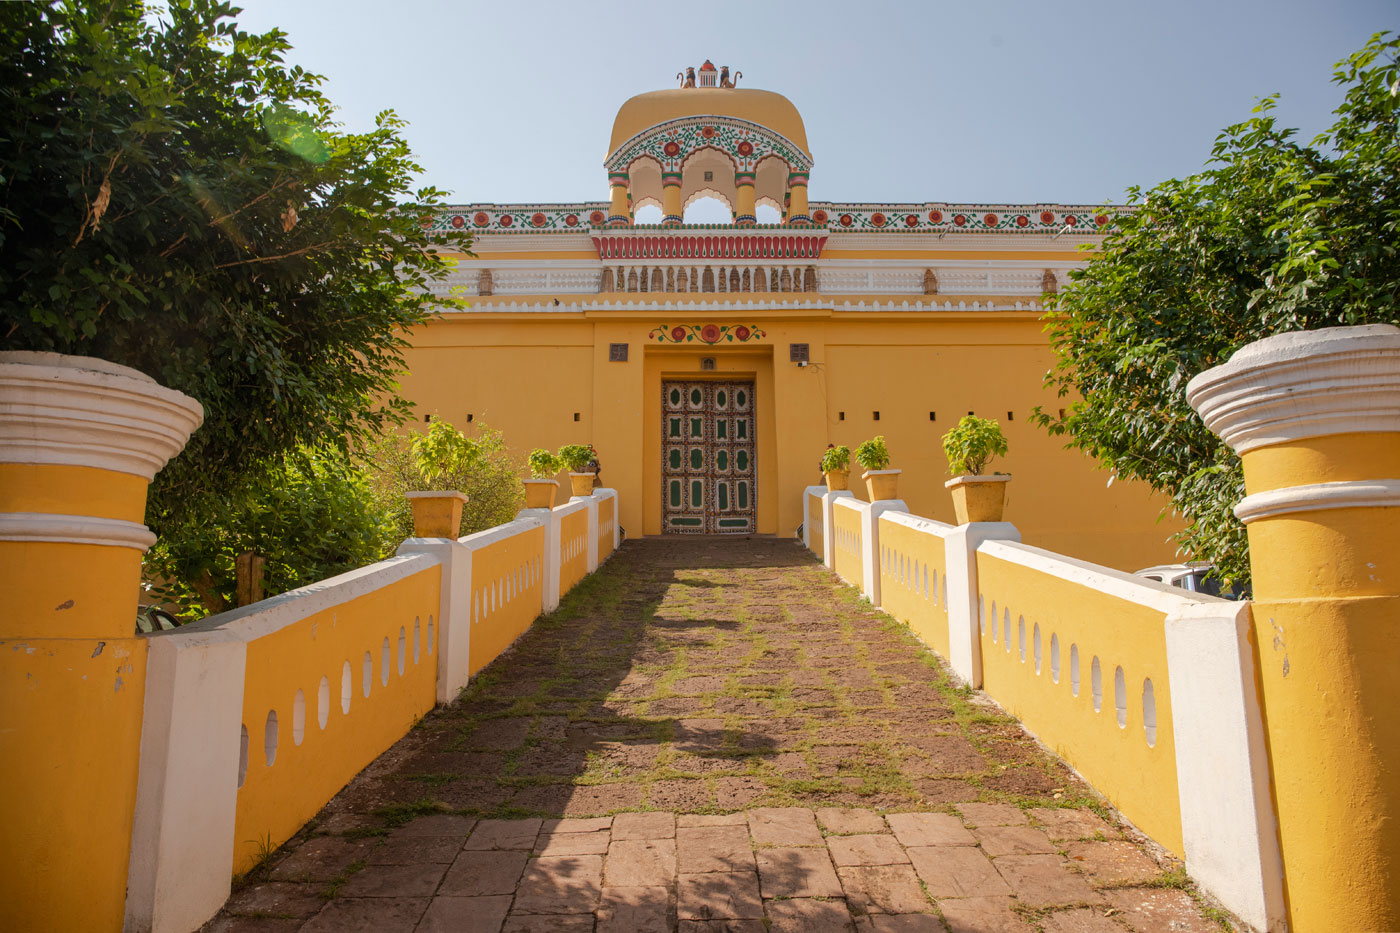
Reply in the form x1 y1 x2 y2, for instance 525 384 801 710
608 342 628 362
789 343 810 363
701 357 716 371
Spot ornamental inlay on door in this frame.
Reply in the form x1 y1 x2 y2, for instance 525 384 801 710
662 380 756 534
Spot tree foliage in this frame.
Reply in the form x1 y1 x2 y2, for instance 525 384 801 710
1035 34 1400 582
0 1 471 543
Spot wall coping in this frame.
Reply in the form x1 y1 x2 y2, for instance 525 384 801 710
457 515 546 550
879 509 958 537
1186 324 1400 454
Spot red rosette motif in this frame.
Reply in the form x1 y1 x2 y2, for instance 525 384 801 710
928 210 943 223
451 215 465 228
473 211 489 226
871 212 886 227
983 213 998 226
905 214 919 227
1016 215 1029 228
531 212 546 227
839 214 853 227
1040 211 1055 224
812 209 828 224
1095 214 1109 226
500 214 513 227
701 125 716 139
670 326 686 341
589 210 605 225
565 214 579 227
734 325 751 341
1065 215 1078 227
953 214 967 227
419 216 432 228
700 324 721 344
736 140 754 156
663 141 681 157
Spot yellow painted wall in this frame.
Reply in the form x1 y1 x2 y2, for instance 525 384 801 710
396 306 1179 572
559 508 590 595
469 526 546 674
832 505 863 586
878 517 951 658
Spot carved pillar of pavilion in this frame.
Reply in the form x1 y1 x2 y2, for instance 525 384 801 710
607 172 631 226
787 171 810 225
661 172 683 226
734 171 757 226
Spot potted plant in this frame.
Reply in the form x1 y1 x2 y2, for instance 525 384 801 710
557 444 596 498
820 444 851 491
941 415 1010 523
523 448 561 509
855 435 901 501
405 420 475 536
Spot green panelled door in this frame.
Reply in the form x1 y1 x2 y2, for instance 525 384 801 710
662 380 756 534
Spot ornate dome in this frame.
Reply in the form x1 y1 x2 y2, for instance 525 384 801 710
607 88 810 159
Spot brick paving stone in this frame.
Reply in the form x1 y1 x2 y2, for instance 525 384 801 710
816 807 889 835
973 824 1058 857
223 882 325 919
1063 841 1162 886
511 854 603 914
535 830 612 856
838 864 931 914
302 897 429 932
678 812 747 827
764 897 856 932
269 836 376 882
397 814 477 838
1104 887 1222 932
1041 907 1127 932
886 812 976 847
416 894 512 933
678 921 766 932
936 896 1036 933
541 816 613 834
755 847 844 898
747 806 824 846
439 849 529 897
463 819 542 851
204 917 302 933
368 834 464 865
677 825 756 873
828 834 911 867
956 803 1027 826
1028 807 1121 842
860 915 947 932
907 846 1012 898
677 871 764 920
501 915 595 932
612 811 676 840
338 862 446 898
605 838 676 886
993 854 1101 907
597 885 673 933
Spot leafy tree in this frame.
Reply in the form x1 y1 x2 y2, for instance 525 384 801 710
144 446 394 616
1035 34 1399 583
0 0 471 545
363 422 524 543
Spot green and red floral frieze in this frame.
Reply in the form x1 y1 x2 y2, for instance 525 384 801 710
650 324 767 345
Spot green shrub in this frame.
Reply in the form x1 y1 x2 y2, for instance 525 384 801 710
854 436 891 471
942 415 1008 475
411 420 480 484
527 448 561 478
820 445 851 472
557 444 593 472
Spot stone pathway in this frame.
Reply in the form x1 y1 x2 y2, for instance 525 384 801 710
209 537 1227 932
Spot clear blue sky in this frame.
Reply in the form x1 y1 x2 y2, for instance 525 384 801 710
229 0 1393 207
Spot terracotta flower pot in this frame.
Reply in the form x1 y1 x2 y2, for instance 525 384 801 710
406 490 466 537
824 468 850 491
522 479 558 509
862 468 901 501
944 474 1011 523
569 472 596 498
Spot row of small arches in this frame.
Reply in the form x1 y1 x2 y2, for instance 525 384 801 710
601 264 817 294
563 531 587 565
882 544 948 609
476 556 541 625
237 616 434 788
980 598 1159 748
835 522 862 556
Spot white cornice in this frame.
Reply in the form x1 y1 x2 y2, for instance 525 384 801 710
1186 325 1400 454
439 298 1044 314
1234 480 1400 523
0 512 157 551
0 351 205 479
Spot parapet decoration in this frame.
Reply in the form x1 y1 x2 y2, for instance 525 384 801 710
677 60 739 89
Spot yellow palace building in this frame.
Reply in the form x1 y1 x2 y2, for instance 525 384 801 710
404 62 1176 569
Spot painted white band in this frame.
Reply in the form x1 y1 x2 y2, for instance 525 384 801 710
1186 324 1400 453
0 351 204 479
1233 479 1400 523
0 511 157 550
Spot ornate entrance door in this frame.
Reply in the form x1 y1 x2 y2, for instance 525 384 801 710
662 380 756 534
